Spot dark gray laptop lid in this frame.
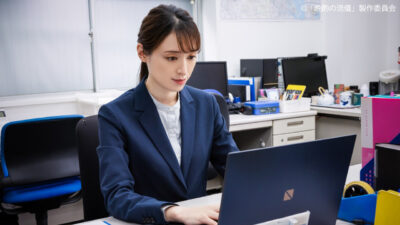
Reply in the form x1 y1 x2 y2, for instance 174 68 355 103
218 135 356 225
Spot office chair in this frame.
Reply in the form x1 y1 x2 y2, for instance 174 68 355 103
0 115 83 225
209 92 230 129
207 92 230 180
75 115 108 221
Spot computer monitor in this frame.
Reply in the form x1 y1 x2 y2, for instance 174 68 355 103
187 61 228 97
281 56 328 97
240 59 278 88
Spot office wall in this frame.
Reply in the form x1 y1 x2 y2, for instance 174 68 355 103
322 0 399 89
0 0 193 97
0 0 93 96
93 0 193 90
202 0 400 90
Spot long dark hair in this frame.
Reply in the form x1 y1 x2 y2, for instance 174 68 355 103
138 4 201 81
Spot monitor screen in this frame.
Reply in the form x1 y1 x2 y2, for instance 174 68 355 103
281 56 328 97
186 61 228 97
240 59 278 88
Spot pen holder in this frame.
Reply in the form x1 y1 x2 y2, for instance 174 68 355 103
279 98 311 113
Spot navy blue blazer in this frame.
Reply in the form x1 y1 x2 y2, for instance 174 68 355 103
97 80 239 224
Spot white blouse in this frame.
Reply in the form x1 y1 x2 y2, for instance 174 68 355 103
149 93 182 165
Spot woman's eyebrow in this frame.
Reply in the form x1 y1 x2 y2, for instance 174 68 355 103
164 50 182 54
163 50 198 54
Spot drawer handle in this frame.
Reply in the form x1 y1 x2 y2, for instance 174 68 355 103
287 135 304 141
287 121 304 126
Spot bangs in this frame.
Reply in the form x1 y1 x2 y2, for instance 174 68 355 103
175 22 201 53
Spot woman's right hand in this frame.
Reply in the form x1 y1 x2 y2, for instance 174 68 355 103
164 204 220 225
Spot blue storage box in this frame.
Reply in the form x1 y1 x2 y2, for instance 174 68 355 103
337 194 377 224
244 101 280 115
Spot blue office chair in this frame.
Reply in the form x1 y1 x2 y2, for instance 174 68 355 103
0 115 83 225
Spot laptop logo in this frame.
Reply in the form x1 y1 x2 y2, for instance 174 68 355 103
283 189 294 201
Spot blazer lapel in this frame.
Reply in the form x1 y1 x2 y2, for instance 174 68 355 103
180 87 196 181
134 81 187 190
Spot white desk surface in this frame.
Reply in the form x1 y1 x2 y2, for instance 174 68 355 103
310 106 361 119
76 164 361 225
229 111 317 132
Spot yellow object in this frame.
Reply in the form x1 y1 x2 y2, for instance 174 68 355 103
343 181 375 197
318 86 326 95
375 190 400 225
285 84 306 100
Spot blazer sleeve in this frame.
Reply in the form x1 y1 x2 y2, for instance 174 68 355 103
209 96 239 177
97 105 172 224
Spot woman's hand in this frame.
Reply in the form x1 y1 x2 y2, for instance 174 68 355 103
164 204 220 225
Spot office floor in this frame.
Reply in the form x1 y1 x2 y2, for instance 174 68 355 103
18 200 83 225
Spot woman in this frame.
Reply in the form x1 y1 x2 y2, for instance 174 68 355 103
97 4 238 225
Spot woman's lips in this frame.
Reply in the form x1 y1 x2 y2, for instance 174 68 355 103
173 78 186 85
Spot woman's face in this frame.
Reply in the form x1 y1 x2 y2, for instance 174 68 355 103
141 32 198 93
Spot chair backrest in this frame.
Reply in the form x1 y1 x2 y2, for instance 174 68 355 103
76 115 108 221
1 115 82 187
209 92 230 130
202 92 230 180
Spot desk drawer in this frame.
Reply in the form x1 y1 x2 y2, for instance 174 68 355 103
273 116 315 135
273 130 315 146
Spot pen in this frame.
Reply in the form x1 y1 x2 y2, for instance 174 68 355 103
103 221 111 225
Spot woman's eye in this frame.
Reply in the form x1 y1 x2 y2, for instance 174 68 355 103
166 57 177 61
188 55 197 60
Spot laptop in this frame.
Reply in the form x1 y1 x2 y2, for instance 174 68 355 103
218 135 356 225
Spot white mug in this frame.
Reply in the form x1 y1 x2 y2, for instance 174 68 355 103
340 91 352 106
311 96 319 105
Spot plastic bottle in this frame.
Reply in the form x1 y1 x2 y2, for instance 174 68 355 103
360 84 369 97
277 59 285 95
398 46 400 64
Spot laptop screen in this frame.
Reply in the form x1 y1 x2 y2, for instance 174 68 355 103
218 135 355 225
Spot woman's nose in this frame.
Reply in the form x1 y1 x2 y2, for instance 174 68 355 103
177 59 188 76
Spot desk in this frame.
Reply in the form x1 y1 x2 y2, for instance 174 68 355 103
310 106 361 119
230 111 317 149
311 106 362 165
75 164 361 225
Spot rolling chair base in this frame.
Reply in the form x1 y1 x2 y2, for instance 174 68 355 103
1 192 81 225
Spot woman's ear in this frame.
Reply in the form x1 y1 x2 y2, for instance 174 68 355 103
137 43 147 62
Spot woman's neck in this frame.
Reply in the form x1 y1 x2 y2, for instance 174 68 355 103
145 78 178 106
